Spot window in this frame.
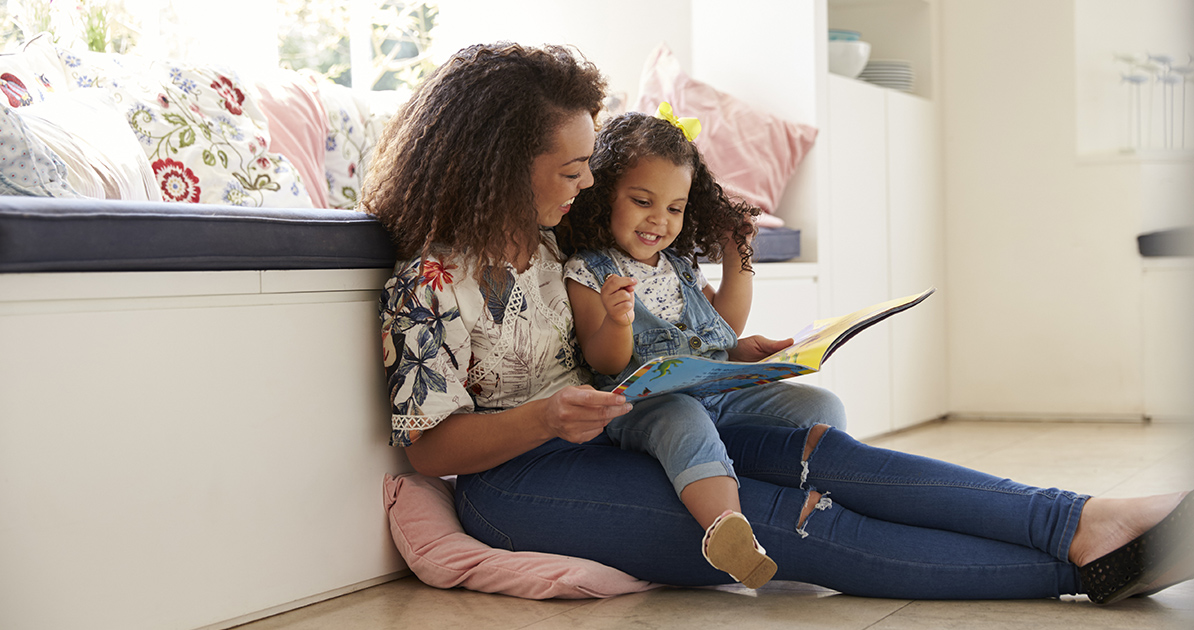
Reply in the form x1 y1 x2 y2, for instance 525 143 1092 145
0 0 438 95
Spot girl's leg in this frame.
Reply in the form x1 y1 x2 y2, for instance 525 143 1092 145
604 394 775 586
605 393 738 517
723 424 1089 562
456 436 1081 597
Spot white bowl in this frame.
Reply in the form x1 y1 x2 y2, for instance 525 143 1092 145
828 40 871 79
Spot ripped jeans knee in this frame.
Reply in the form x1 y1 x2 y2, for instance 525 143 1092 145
796 487 834 538
799 423 833 489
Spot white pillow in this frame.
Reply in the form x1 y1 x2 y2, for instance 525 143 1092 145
14 89 161 201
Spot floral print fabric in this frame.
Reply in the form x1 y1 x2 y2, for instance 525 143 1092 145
380 235 588 446
0 35 66 109
56 47 312 207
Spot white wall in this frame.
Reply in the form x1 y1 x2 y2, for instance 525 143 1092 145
941 0 1168 418
433 0 692 109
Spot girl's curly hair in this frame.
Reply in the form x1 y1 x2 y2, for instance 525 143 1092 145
360 42 606 269
558 112 760 272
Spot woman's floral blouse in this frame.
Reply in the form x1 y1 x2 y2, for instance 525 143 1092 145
380 234 588 446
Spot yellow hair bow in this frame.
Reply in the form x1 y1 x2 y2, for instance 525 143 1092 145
654 101 701 142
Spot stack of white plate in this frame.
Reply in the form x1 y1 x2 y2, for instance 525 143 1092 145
858 60 915 92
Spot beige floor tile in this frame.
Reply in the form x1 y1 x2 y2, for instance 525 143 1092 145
865 421 1058 466
520 585 906 630
867 583 1193 630
238 420 1194 630
238 579 593 630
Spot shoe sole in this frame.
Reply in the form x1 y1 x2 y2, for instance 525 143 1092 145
704 513 777 589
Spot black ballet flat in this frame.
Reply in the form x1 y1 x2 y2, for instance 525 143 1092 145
1079 492 1194 605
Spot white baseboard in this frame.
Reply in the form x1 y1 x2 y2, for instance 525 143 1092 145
196 571 412 630
945 411 1147 424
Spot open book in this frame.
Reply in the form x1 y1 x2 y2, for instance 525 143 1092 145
612 288 935 400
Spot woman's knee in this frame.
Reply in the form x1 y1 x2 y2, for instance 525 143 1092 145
802 423 832 461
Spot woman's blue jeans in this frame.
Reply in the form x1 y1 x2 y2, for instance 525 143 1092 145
455 394 1089 599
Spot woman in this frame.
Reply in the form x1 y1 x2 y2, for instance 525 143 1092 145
361 41 1192 604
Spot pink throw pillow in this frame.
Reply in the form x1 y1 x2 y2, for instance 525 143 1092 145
633 44 818 215
255 73 330 208
382 473 661 599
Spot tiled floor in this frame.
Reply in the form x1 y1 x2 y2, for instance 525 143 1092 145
240 420 1194 630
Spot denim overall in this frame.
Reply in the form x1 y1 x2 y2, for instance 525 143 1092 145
572 248 739 392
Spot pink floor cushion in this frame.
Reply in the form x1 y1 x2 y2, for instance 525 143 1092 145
382 472 662 599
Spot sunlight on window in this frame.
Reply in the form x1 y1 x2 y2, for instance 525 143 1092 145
1 0 438 93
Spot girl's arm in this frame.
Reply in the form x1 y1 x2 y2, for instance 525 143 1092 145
567 276 636 375
704 255 753 335
405 386 632 477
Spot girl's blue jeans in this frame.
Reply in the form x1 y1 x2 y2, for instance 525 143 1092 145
455 409 1089 599
604 382 849 497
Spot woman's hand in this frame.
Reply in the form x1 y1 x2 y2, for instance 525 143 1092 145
728 334 794 362
542 385 633 443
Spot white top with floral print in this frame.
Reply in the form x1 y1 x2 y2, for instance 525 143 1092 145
563 248 708 324
380 234 588 446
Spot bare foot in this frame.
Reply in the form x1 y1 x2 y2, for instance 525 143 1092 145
1069 492 1188 566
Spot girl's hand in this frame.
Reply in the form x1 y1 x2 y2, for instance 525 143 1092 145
542 385 633 443
600 275 637 327
728 335 794 362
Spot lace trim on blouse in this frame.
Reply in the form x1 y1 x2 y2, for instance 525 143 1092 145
465 269 527 387
392 414 448 432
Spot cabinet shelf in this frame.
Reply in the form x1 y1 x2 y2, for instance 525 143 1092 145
827 0 936 100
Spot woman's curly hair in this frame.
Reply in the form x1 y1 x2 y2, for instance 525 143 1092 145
361 42 606 269
558 112 760 272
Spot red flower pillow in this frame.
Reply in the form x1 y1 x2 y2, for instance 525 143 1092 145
57 47 313 207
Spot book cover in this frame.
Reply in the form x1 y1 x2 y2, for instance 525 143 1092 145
611 288 935 400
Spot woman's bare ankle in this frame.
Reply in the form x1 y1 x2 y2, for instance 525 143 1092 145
1070 492 1187 566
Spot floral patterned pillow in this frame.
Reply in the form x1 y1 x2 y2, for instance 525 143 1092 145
55 48 312 208
0 33 68 107
354 88 404 182
313 80 372 209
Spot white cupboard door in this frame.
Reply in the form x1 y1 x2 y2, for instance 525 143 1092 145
887 91 948 428
826 75 892 439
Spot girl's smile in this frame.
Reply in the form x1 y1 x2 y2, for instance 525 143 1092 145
609 156 693 266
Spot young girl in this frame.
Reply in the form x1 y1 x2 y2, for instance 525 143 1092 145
561 104 841 589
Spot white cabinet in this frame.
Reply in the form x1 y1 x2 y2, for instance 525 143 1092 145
1142 260 1194 421
824 74 946 438
691 1 947 438
886 86 947 430
703 262 823 388
825 76 893 439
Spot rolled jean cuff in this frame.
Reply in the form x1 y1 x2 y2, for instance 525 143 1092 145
673 460 738 498
1057 493 1091 563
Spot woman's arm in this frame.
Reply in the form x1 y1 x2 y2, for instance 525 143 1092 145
566 276 636 376
404 386 632 477
704 256 753 336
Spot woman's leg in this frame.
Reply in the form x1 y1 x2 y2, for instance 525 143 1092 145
456 435 1082 598
723 424 1089 562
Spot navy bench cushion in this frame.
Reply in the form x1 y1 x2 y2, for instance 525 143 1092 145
1 197 802 273
0 197 398 272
